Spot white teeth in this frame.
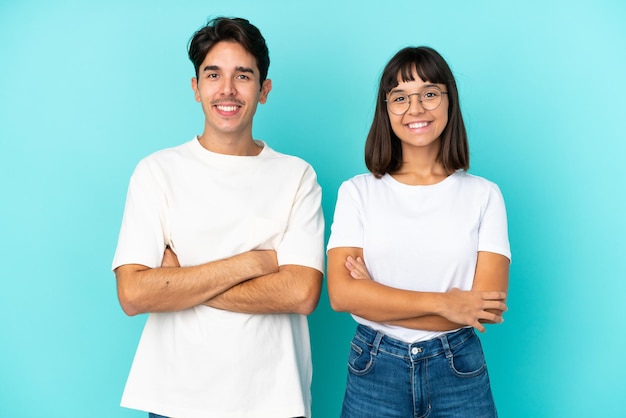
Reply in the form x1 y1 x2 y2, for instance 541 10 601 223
408 121 429 129
217 105 238 112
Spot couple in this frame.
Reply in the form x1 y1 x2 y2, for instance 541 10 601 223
112 16 510 418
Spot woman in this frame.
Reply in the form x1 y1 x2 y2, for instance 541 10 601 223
327 46 511 417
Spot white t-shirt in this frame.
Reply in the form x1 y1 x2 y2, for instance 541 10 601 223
112 138 324 418
327 171 510 343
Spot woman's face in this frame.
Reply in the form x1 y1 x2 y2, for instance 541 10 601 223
386 71 449 153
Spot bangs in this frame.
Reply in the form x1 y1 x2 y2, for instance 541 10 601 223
381 48 449 94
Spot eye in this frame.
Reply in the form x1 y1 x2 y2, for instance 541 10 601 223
422 89 440 100
206 73 219 79
236 74 250 80
390 94 407 103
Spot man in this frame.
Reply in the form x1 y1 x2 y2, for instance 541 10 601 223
112 17 324 418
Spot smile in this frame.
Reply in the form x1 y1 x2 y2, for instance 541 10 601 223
216 105 240 112
407 121 430 129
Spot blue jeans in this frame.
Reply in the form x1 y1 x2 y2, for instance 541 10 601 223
341 325 497 418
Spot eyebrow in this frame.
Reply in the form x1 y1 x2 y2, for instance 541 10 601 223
390 83 439 93
201 65 255 74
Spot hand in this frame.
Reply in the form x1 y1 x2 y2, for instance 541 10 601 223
345 256 372 280
252 250 279 276
161 246 180 268
441 288 507 333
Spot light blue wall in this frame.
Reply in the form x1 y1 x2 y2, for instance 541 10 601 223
1 1 625 416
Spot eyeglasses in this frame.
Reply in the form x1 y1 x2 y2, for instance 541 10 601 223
385 86 448 115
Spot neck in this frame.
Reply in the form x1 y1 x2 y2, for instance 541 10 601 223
391 140 452 185
197 133 262 156
392 156 451 185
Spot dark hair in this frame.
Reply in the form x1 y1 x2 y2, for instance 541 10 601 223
365 46 469 177
188 17 270 88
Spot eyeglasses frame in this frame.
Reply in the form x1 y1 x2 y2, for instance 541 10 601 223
384 86 448 115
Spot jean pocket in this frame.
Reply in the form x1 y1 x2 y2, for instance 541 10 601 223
346 337 376 376
447 333 487 378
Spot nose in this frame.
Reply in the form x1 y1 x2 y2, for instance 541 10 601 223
406 93 425 113
220 78 236 96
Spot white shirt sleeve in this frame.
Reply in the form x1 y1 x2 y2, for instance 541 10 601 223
276 164 325 272
477 182 511 260
111 159 169 270
327 179 364 251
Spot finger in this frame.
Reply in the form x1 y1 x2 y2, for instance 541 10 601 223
347 260 366 275
483 291 507 301
485 301 507 312
353 265 368 276
481 310 504 324
473 321 486 333
480 314 503 326
345 260 363 274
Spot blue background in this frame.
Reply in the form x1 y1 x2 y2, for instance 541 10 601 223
1 0 625 416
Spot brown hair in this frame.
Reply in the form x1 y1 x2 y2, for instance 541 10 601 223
365 46 469 177
188 17 270 89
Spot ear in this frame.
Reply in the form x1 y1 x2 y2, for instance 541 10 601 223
258 79 272 104
191 77 201 102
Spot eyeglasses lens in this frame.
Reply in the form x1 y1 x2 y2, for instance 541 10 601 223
387 88 443 115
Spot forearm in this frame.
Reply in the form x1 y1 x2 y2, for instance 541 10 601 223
115 250 277 316
386 315 463 332
334 279 504 332
328 248 507 331
328 249 445 321
204 265 323 315
331 277 447 322
389 253 510 330
471 251 510 324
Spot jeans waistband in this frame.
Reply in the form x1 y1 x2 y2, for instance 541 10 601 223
355 324 475 360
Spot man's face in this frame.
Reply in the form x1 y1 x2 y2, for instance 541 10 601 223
191 41 271 141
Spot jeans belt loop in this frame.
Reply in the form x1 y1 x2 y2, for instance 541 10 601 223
439 332 453 359
371 331 384 356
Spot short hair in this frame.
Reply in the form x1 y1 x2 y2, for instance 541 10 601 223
188 17 270 88
365 46 469 177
